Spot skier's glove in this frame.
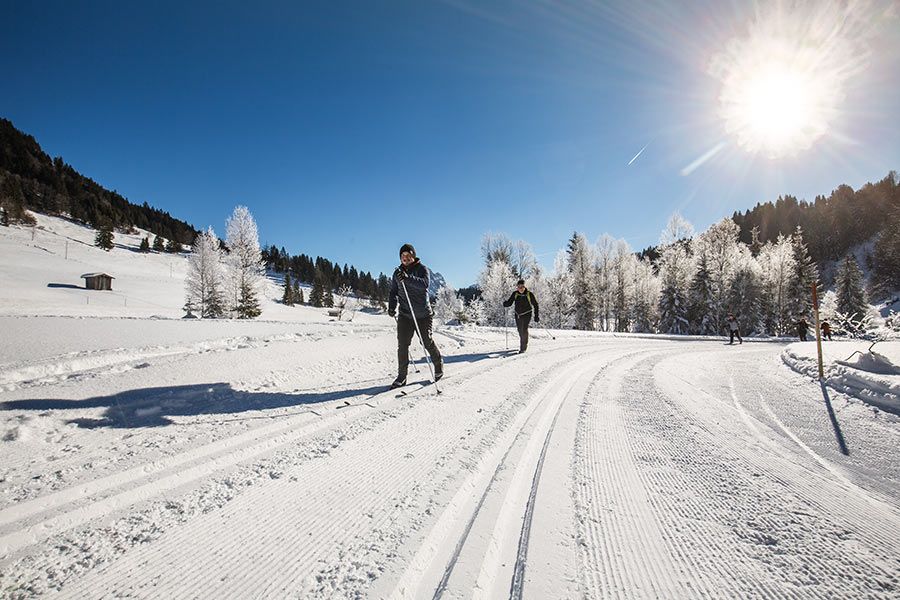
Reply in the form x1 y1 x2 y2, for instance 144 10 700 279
394 267 408 280
388 309 396 318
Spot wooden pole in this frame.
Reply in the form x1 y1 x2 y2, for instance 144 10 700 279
812 282 824 380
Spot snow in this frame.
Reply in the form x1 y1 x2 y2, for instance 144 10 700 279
2 214 900 598
782 340 900 415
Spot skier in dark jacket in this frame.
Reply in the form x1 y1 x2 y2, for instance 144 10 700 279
726 314 742 345
503 279 539 354
821 320 832 341
797 318 810 341
388 243 443 388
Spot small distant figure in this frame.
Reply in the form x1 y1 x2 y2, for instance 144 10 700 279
726 314 742 345
797 318 810 342
820 320 832 341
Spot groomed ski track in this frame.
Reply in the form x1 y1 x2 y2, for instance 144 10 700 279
1 320 899 598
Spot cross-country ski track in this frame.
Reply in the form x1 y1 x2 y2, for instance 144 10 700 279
1 320 899 598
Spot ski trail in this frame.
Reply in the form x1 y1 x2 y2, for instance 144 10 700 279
575 350 699 599
388 357 598 600
756 392 896 512
17 344 598 598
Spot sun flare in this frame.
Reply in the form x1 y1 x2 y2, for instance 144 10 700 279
709 2 871 159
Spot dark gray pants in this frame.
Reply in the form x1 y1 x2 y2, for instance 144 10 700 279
397 314 442 378
516 313 532 352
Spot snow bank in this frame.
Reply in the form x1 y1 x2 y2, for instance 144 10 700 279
782 341 900 414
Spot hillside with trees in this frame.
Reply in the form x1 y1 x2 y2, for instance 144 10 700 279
0 117 391 304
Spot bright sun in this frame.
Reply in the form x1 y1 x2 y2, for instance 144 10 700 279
725 62 827 158
709 2 870 159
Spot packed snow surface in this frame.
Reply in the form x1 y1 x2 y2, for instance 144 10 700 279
2 216 900 598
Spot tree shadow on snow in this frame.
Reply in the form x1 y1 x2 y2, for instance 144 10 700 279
0 381 393 429
820 381 850 456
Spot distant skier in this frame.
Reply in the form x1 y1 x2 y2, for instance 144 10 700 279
797 318 810 341
503 279 539 354
726 314 742 345
388 243 443 389
820 320 832 341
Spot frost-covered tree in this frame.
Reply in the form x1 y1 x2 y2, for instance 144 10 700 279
511 240 538 280
594 235 616 331
545 250 572 329
835 254 867 320
568 232 597 330
758 235 796 335
465 297 485 325
225 206 265 319
728 246 764 335
185 227 225 318
658 241 693 334
688 253 715 334
631 257 659 333
479 259 516 326
293 280 303 305
434 285 464 325
789 226 819 318
660 212 695 246
480 232 514 268
697 218 741 334
611 244 635 332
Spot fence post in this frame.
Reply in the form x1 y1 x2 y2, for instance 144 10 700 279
812 282 824 380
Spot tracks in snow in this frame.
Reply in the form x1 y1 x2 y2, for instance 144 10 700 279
574 347 900 599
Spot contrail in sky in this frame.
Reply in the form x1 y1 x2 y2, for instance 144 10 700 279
627 143 649 165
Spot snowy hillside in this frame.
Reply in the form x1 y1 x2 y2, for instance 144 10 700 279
1 214 900 598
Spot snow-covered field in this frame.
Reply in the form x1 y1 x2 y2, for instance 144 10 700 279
2 216 900 598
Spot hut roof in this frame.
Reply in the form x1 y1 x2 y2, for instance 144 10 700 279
80 272 116 279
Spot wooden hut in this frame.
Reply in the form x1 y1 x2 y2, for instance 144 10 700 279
81 272 115 291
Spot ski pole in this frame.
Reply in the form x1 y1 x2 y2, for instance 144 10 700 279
395 313 421 373
400 278 440 393
505 311 509 351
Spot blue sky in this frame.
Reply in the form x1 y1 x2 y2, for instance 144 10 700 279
2 1 898 287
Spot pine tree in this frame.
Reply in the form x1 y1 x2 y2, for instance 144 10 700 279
323 284 334 308
237 280 262 319
873 206 900 296
139 236 150 252
835 255 867 321
152 235 165 252
567 232 597 330
728 253 764 335
95 223 114 251
295 284 304 305
688 253 714 334
309 271 326 307
282 273 294 306
789 226 819 319
166 238 182 253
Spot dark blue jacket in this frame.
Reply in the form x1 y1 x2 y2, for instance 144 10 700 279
389 260 432 319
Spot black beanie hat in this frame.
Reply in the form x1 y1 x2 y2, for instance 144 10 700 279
399 243 416 257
